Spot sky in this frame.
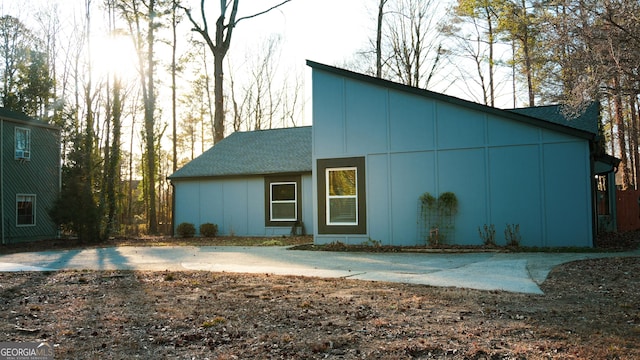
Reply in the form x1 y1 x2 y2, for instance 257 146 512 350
1 0 518 124
1 0 374 66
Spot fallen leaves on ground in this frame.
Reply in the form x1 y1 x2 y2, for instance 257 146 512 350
1 256 639 359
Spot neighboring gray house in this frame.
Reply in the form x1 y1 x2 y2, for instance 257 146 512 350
169 126 313 237
1 108 60 244
170 61 617 247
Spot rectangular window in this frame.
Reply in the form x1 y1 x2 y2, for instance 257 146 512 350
271 182 297 221
326 167 357 225
317 157 366 234
15 127 31 160
264 175 302 226
16 195 36 226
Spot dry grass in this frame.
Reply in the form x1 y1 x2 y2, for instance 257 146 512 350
0 256 638 359
1 233 638 358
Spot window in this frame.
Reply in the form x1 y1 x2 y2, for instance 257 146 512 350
327 168 357 225
264 176 301 226
15 127 31 160
317 157 366 234
16 195 36 226
271 182 297 221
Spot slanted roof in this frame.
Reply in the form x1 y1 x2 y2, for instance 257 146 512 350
507 102 600 135
0 107 58 130
306 60 598 140
169 126 311 180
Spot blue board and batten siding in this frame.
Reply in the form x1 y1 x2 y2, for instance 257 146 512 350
311 65 593 247
173 175 313 237
169 127 314 237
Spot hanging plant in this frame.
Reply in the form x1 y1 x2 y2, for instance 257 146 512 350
418 191 459 245
438 192 458 216
419 192 437 209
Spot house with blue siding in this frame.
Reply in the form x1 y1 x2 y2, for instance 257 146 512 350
1 108 61 244
169 126 313 237
170 61 617 247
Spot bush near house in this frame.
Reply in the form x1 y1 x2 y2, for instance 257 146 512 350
199 223 218 237
176 222 196 238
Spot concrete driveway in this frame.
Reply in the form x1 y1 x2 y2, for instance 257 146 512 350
0 246 637 294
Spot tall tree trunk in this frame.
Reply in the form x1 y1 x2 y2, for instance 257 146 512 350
145 0 157 233
181 0 292 143
171 0 178 173
376 0 387 78
213 46 226 144
202 46 214 144
630 95 640 189
614 76 631 189
485 7 495 107
106 77 122 236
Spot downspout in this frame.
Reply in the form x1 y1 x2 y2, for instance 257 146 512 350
170 180 175 237
589 144 597 247
57 128 62 238
610 166 618 233
1 118 5 244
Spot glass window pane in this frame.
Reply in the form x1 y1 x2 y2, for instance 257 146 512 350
328 169 356 196
329 198 356 223
272 183 295 201
17 196 34 225
272 203 296 220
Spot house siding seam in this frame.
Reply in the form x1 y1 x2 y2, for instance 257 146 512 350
310 64 594 247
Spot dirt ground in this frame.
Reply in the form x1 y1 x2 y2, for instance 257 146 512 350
0 234 639 359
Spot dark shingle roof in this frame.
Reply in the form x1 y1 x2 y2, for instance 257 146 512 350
169 126 311 180
507 102 599 135
0 107 58 129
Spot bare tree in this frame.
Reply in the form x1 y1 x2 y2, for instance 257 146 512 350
376 0 389 78
541 0 640 187
241 35 282 131
170 0 180 173
179 0 292 143
227 34 303 131
441 12 493 105
449 0 503 107
384 0 444 89
117 0 161 233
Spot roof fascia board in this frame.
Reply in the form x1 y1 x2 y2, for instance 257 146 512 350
168 170 312 182
306 60 595 140
0 115 59 131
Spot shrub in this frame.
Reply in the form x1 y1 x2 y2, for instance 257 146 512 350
419 192 437 209
438 192 458 216
199 223 218 237
176 222 196 238
478 224 496 246
505 224 522 247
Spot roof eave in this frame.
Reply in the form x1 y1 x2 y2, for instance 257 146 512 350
0 114 60 131
168 169 312 182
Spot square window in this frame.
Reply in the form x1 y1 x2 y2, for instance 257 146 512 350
271 182 297 221
264 176 302 226
15 127 31 160
17 195 36 226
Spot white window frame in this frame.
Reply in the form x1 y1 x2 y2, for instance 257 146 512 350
270 181 298 222
326 167 358 226
16 194 36 227
15 127 31 160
